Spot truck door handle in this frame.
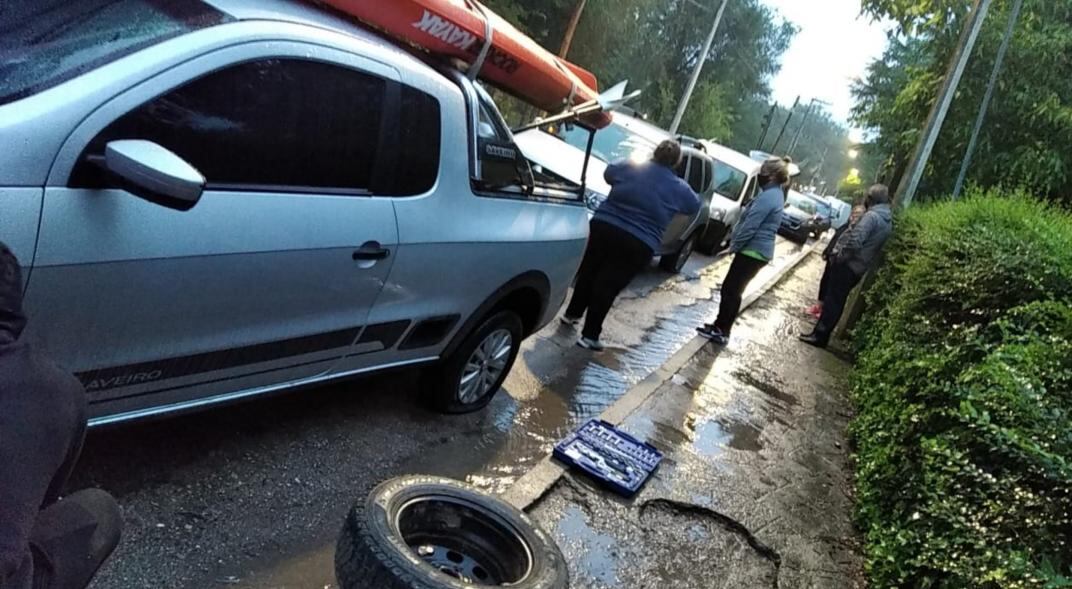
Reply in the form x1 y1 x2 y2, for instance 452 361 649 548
352 242 390 261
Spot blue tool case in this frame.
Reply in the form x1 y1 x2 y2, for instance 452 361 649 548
553 419 663 497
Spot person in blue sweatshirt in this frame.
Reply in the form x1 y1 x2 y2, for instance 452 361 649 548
697 156 792 345
562 140 700 351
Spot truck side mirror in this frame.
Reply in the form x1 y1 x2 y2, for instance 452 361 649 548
104 140 204 211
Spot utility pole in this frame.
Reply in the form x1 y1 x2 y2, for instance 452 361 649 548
786 100 815 156
787 98 829 156
895 0 994 209
756 103 777 150
669 0 730 135
770 96 800 153
953 0 1022 200
557 0 588 58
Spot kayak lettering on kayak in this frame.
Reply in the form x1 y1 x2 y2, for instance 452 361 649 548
468 44 521 75
411 9 522 75
412 9 478 51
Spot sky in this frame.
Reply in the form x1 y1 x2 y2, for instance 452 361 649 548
760 0 891 141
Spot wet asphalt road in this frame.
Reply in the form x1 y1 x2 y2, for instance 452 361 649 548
73 237 806 589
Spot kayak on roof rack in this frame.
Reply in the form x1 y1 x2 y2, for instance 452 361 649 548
315 0 613 128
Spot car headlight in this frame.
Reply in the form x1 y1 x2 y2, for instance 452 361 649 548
709 208 726 222
585 189 607 211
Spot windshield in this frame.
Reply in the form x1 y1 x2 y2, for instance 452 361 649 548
710 160 747 201
0 0 229 105
787 192 819 215
554 121 656 165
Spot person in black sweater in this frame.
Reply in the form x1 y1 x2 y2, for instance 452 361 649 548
0 242 121 589
806 204 865 319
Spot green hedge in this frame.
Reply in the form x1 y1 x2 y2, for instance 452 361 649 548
852 192 1072 588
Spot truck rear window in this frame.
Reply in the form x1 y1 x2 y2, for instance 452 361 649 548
0 0 230 105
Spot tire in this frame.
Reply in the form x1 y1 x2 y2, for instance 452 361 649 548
659 231 697 273
424 311 523 414
335 475 568 589
695 222 728 256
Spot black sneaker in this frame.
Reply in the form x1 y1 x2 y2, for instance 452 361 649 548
560 315 581 328
697 325 728 345
798 332 829 348
577 336 605 351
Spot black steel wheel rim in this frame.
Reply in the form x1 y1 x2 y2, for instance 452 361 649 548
396 495 533 585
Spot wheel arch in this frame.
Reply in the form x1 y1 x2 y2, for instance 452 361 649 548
442 271 550 359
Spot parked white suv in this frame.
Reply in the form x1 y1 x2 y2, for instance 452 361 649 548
516 114 715 273
0 0 590 425
694 142 763 255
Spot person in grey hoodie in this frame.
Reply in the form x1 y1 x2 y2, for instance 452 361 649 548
0 242 121 589
697 157 791 345
800 184 894 348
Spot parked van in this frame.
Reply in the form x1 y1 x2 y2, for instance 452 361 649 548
516 114 714 273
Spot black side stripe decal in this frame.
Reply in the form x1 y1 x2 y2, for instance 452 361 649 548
77 323 390 393
356 320 410 351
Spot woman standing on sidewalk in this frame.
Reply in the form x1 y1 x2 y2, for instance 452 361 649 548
562 140 700 351
697 157 791 345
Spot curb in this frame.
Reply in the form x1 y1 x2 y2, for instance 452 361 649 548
501 239 821 509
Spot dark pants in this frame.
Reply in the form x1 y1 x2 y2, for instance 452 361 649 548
1 345 121 589
817 260 834 302
566 220 653 340
713 253 768 334
812 261 862 342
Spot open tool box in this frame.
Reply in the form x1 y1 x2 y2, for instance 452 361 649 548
553 419 663 497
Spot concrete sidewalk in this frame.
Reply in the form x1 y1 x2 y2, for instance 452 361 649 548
526 255 864 588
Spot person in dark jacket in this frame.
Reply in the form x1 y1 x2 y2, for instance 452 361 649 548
806 204 865 319
563 140 700 351
0 242 122 589
697 157 791 345
800 184 894 348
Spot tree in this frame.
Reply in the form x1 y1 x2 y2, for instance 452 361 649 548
853 0 1072 202
481 0 798 150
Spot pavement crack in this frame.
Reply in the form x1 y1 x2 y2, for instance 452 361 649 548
639 498 782 583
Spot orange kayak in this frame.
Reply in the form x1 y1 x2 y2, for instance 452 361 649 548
318 0 612 128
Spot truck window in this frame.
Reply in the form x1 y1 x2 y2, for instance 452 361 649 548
71 58 387 193
394 86 441 195
687 156 707 193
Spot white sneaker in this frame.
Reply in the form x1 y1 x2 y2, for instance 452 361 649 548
560 315 581 328
576 337 605 351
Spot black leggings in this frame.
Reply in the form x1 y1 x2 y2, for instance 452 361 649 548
713 253 768 335
566 220 653 340
814 261 862 341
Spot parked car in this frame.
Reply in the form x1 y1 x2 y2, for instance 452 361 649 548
824 196 852 229
1 0 592 425
694 142 762 255
515 113 714 273
779 190 832 244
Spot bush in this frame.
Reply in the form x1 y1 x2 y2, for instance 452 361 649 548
852 191 1072 588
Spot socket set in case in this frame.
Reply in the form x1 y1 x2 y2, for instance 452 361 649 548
553 419 663 497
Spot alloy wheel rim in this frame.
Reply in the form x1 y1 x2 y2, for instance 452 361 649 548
458 329 513 404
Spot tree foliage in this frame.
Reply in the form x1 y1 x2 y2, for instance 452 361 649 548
479 0 847 169
853 0 1072 202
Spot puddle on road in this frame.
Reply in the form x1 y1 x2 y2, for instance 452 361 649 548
554 505 623 588
693 419 763 454
401 256 746 494
733 369 799 407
